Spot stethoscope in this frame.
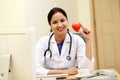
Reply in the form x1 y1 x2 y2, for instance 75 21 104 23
44 31 72 61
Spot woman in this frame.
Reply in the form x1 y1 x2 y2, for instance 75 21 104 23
35 7 94 75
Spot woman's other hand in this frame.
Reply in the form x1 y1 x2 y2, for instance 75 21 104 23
63 67 79 75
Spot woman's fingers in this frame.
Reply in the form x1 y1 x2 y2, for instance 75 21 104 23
77 23 92 41
79 29 91 41
80 24 90 34
66 67 79 75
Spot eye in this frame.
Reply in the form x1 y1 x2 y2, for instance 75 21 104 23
60 19 65 22
52 21 57 24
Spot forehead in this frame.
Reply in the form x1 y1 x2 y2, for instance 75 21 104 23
51 12 66 21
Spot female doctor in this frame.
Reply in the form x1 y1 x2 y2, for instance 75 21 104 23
35 7 94 75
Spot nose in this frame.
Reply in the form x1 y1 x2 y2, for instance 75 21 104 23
58 22 62 27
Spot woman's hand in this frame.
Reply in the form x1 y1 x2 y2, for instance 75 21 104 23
63 67 79 75
79 25 92 42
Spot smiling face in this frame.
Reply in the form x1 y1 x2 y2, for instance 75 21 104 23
50 12 68 36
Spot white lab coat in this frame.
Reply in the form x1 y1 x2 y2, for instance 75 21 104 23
35 32 94 75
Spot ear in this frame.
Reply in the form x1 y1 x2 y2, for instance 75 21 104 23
50 29 52 32
67 28 69 32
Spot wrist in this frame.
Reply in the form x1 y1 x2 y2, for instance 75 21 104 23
61 70 67 74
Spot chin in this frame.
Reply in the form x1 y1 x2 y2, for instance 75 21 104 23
59 31 66 35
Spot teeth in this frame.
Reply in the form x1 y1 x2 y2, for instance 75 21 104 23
59 28 63 30
58 28 63 31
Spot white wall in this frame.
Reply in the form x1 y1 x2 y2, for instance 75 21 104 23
0 0 91 41
24 0 79 41
0 0 25 28
0 0 92 40
0 0 34 80
0 29 34 80
77 0 91 29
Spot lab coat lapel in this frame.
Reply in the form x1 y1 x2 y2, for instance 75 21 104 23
50 35 60 56
61 33 71 57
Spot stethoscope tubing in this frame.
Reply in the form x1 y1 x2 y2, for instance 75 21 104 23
44 33 54 58
44 31 72 61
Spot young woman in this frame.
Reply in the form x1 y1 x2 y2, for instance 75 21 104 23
35 7 94 75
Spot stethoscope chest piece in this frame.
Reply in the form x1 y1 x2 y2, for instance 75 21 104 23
66 55 71 61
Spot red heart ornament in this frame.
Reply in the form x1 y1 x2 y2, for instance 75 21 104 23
72 23 82 32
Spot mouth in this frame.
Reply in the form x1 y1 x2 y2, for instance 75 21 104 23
57 27 64 31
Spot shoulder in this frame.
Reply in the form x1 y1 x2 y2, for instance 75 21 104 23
70 32 85 43
36 35 49 45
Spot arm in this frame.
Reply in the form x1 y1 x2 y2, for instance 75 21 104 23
48 67 79 75
35 37 50 75
79 26 92 60
77 26 94 70
85 32 92 60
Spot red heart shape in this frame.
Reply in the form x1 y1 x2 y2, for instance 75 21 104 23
72 23 82 32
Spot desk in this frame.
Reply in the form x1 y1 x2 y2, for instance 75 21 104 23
36 69 120 80
57 69 120 80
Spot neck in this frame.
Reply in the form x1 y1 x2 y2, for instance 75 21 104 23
55 33 66 44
